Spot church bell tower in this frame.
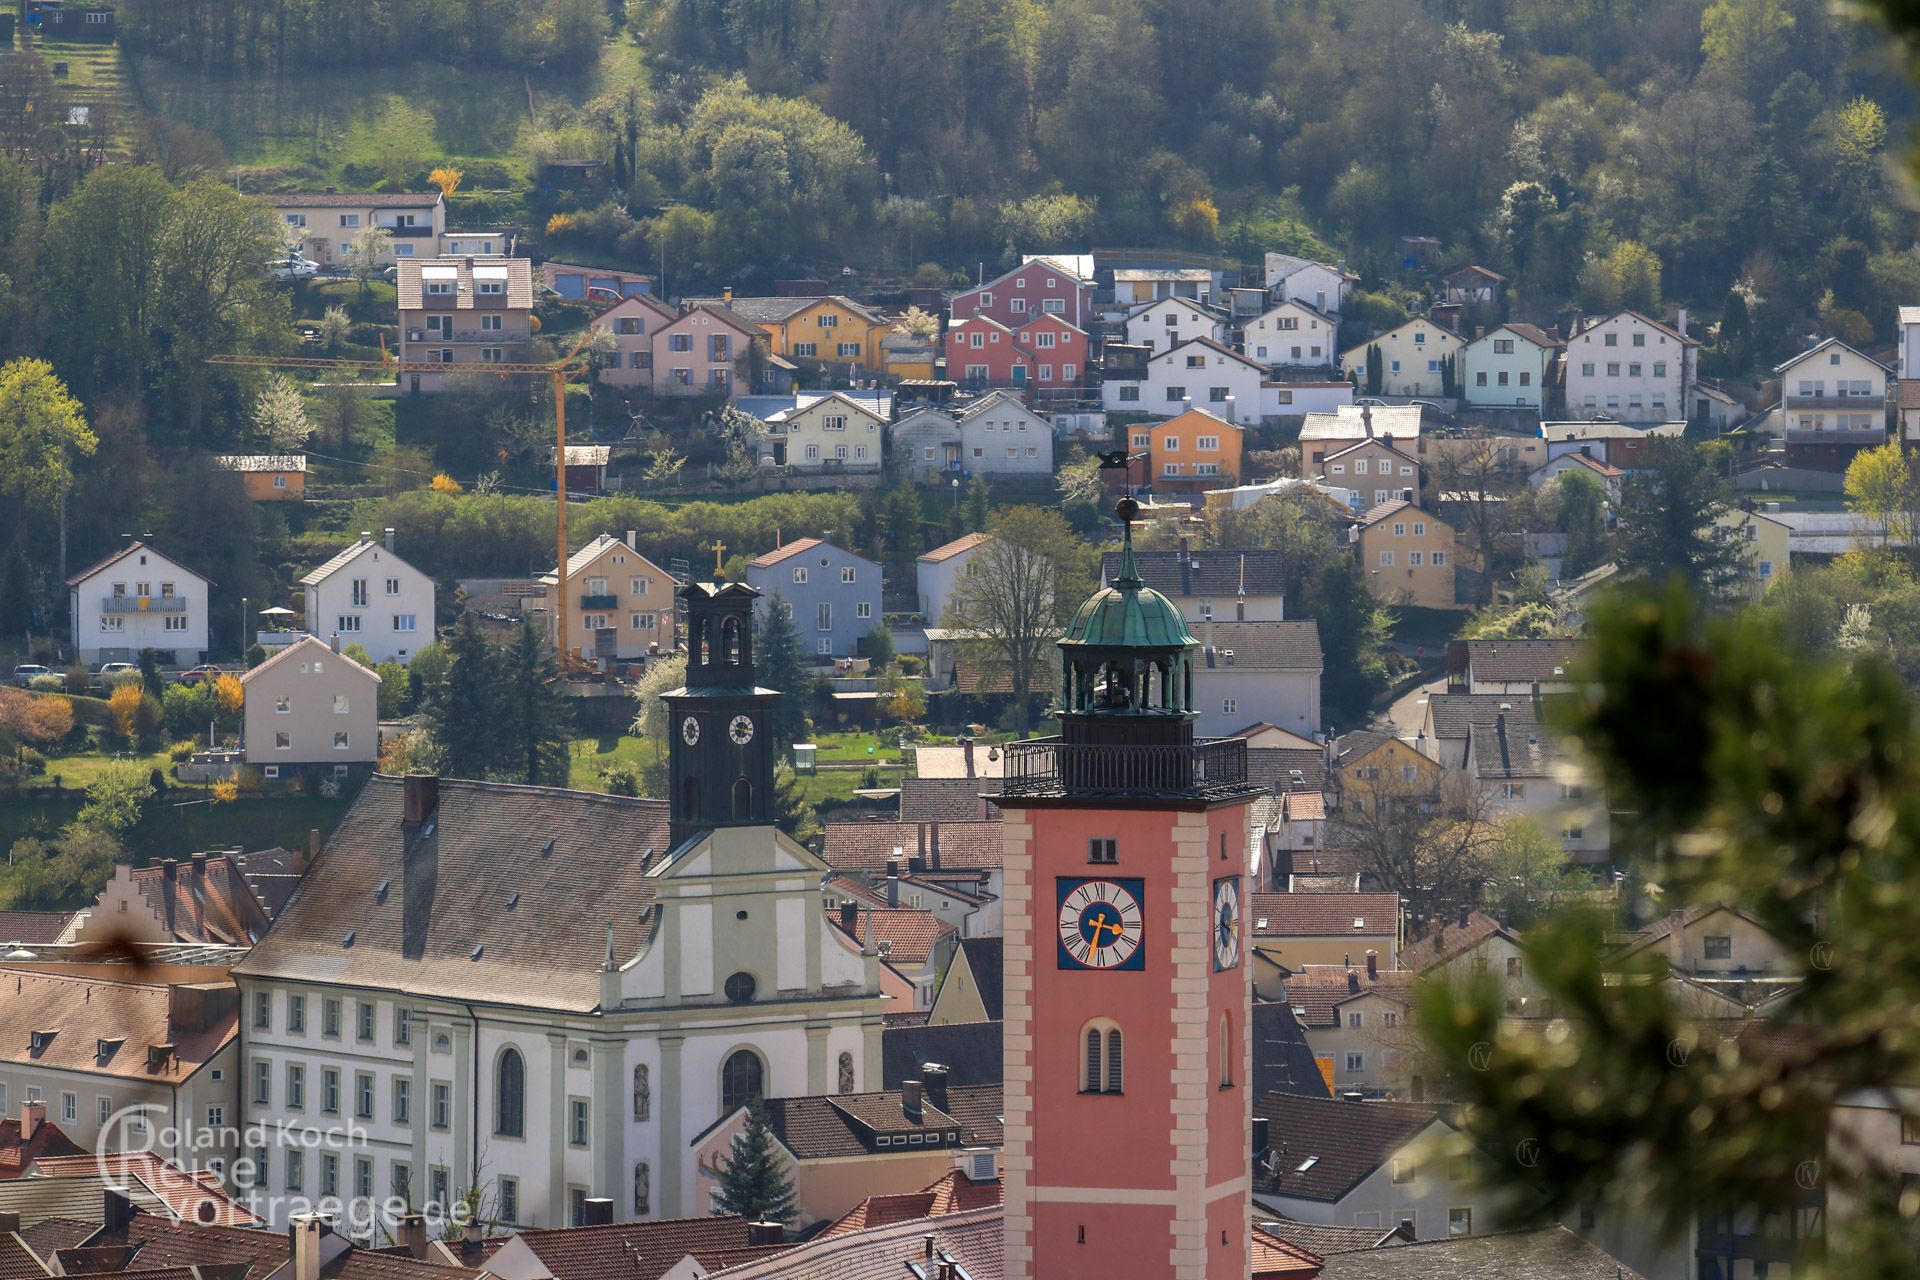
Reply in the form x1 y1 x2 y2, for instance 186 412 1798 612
998 498 1261 1280
662 580 778 849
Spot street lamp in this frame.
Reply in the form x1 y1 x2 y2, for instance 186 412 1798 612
951 476 960 510
239 597 247 660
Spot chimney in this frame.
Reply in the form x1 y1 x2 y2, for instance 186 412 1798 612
923 1233 937 1260
0 1212 16 1236
360 530 372 544
1252 1117 1270 1157
191 851 207 878
1675 308 1688 337
929 823 941 870
747 1222 783 1247
886 860 900 907
396 1213 428 1259
305 828 321 869
923 1063 950 1113
1346 968 1360 993
1458 905 1471 929
383 527 396 553
1343 1090 1365 1103
962 737 975 778
103 1189 136 1234
724 285 734 304
18 1101 42 1141
626 529 638 551
839 899 859 937
289 1214 323 1280
1366 950 1378 980
403 773 440 826
902 1079 924 1119
917 823 928 866
580 1198 613 1226
461 1219 483 1247
162 859 178 883
329 633 342 655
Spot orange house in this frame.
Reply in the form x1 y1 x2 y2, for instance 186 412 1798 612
1147 408 1243 492
214 455 307 501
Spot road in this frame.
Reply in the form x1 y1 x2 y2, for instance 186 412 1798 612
1386 673 1448 740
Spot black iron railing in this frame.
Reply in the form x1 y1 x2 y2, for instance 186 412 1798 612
999 737 1251 799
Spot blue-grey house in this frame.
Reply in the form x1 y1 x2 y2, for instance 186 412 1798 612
746 538 884 660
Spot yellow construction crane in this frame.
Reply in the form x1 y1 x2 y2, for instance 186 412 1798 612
208 330 600 663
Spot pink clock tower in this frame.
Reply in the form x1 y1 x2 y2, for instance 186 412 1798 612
998 500 1258 1280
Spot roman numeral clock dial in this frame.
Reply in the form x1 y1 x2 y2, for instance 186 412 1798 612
1056 878 1145 971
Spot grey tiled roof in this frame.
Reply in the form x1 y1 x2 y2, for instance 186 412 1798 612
235 776 671 1012
1099 550 1289 599
898 777 1001 823
1316 1227 1645 1279
1198 621 1323 671
883 1021 1002 1089
1250 1092 1444 1202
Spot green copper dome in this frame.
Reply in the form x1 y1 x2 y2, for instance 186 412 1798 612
1061 502 1196 652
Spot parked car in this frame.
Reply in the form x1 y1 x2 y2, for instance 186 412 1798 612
178 665 225 687
10 664 50 688
268 254 320 282
96 662 139 686
585 285 621 305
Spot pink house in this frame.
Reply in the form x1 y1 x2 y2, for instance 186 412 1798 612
944 312 1088 394
950 257 1093 331
589 294 678 390
648 305 760 399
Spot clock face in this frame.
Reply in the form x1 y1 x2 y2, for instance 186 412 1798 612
1213 877 1241 972
728 714 755 745
1057 878 1145 971
680 716 700 746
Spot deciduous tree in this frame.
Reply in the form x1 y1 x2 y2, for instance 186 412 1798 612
944 507 1089 734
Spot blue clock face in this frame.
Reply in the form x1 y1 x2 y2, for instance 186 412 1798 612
1057 878 1146 970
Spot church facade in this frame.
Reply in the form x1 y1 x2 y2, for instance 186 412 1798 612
233 578 886 1234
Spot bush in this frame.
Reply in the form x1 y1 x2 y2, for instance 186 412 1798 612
28 674 62 692
896 655 924 676
63 665 89 696
168 740 199 763
600 760 641 797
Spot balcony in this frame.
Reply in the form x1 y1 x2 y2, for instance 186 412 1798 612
999 736 1253 801
1785 426 1886 445
102 595 186 613
379 224 435 237
1783 395 1885 411
577 594 618 611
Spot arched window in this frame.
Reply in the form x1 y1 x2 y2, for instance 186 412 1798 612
1080 1019 1123 1094
495 1047 525 1137
1218 1013 1234 1088
722 1049 763 1115
731 777 753 821
721 617 741 665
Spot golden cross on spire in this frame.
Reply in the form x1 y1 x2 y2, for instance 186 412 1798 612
710 539 728 577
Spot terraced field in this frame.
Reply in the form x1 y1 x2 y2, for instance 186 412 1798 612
23 35 140 159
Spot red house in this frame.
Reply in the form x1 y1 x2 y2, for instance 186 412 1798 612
944 312 1088 394
950 257 1094 331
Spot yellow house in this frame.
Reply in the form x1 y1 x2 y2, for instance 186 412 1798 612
697 294 892 376
213 455 307 501
1354 499 1460 609
1333 729 1445 807
1717 508 1790 600
537 532 678 665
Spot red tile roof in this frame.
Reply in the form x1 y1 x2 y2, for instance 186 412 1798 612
0 971 235 1082
822 1169 1002 1238
747 538 826 568
705 1206 1003 1280
30 1153 261 1226
0 1119 85 1180
1279 969 1414 1028
1252 1226 1326 1276
831 907 954 968
1250 893 1399 939
481 1214 783 1280
917 533 992 564
124 854 273 945
1399 911 1512 972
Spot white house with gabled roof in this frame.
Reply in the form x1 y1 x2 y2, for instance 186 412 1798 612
1122 296 1226 354
1263 254 1355 315
1106 337 1265 425
1461 323 1562 408
300 530 436 665
67 541 210 668
239 635 380 776
1243 299 1338 369
955 390 1054 476
770 392 887 476
1562 311 1700 423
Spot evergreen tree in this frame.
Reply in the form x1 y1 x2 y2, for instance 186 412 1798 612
772 762 820 844
497 617 572 786
712 1101 796 1225
138 648 164 701
756 597 812 751
1365 344 1384 395
429 614 500 780
1614 439 1747 599
0 542 32 642
1556 469 1611 579
964 475 991 532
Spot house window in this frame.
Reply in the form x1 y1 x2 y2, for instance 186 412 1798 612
336 615 361 632
252 1061 271 1105
837 342 860 358
1449 1207 1472 1236
817 602 832 631
1704 936 1733 959
1503 782 1525 800
254 993 272 1030
1089 838 1118 864
1166 386 1186 402
794 342 817 358
722 1050 764 1115
1348 1012 1364 1028
570 1098 590 1147
355 1071 374 1119
289 995 305 1033
60 1092 75 1123
274 732 291 751
1432 552 1446 566
1118 386 1140 402
355 1157 373 1200
323 1068 340 1114
286 1149 305 1193
500 1177 519 1224
1082 1021 1124 1094
287 1064 305 1109
334 732 350 750
856 602 871 619
496 1048 526 1137
841 566 856 583
669 334 692 353
1346 1051 1366 1072
793 567 808 584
